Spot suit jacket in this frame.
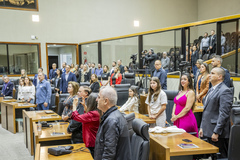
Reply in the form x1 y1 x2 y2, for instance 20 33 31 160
196 74 210 103
191 50 199 66
90 81 100 92
201 82 233 138
33 74 47 86
119 65 124 74
49 69 57 80
89 68 97 75
60 72 77 93
145 53 158 72
209 34 216 47
1 82 13 96
52 76 61 93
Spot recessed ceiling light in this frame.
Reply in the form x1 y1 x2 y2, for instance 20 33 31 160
134 20 139 27
53 44 56 46
32 15 39 22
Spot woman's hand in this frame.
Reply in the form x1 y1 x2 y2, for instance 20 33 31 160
171 115 178 122
80 97 85 106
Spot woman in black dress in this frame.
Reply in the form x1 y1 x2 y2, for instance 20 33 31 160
101 65 110 86
53 69 62 94
90 74 100 93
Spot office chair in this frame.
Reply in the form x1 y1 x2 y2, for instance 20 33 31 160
124 113 135 141
131 119 150 160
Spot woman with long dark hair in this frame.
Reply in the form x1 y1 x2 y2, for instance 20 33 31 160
71 92 101 158
90 74 100 92
53 69 62 94
171 73 198 137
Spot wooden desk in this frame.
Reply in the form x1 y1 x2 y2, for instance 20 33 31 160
1 101 36 133
124 111 156 124
35 143 93 160
193 103 204 113
149 132 219 160
139 94 148 114
23 110 62 155
0 98 17 124
33 122 71 149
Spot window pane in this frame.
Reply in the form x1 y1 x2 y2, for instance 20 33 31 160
143 31 174 72
0 44 8 75
221 21 237 76
81 43 98 65
238 19 240 76
102 37 138 69
8 44 39 74
175 29 182 71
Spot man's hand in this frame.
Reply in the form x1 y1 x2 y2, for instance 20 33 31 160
209 46 212 49
60 91 62 94
199 128 203 137
43 102 48 107
212 133 219 142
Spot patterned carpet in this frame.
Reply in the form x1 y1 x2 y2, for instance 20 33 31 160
0 124 33 160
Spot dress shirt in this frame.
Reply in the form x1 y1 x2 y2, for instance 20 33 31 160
153 68 167 90
221 36 226 46
65 72 70 81
95 68 103 77
200 37 210 50
161 57 170 69
36 79 51 104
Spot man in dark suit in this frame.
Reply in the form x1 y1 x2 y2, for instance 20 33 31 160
193 59 203 90
191 45 199 76
199 67 233 158
89 63 97 75
209 30 216 54
1 76 13 97
61 62 67 73
144 48 157 73
33 68 47 86
117 60 124 74
60 65 77 93
211 55 230 87
49 63 57 80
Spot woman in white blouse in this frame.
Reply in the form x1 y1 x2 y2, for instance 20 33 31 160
17 79 25 100
119 86 139 113
21 77 35 103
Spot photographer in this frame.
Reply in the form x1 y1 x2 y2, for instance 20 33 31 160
141 50 148 68
143 48 157 72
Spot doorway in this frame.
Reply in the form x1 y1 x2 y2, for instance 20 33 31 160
48 56 58 71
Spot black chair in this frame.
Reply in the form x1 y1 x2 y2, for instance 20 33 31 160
122 73 135 85
80 82 90 86
0 79 3 91
131 119 150 160
124 113 135 141
57 93 70 115
218 107 240 160
164 90 178 124
115 84 131 106
229 79 234 97
49 93 56 112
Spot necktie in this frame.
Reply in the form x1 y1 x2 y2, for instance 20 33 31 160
205 87 214 102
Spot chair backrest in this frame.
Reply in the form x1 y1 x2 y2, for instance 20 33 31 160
164 90 178 124
115 84 131 106
49 93 56 111
124 113 135 140
228 107 240 160
229 78 234 96
58 93 69 115
131 119 149 160
122 73 135 85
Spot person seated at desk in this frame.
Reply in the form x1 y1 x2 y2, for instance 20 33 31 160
90 74 100 93
20 77 35 104
171 73 198 137
62 81 79 122
1 76 13 97
52 69 62 94
68 86 90 144
101 65 110 86
110 67 122 87
196 63 210 103
119 86 139 113
71 93 101 158
145 77 167 127
17 79 24 100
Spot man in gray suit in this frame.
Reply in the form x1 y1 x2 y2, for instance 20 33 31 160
199 67 233 158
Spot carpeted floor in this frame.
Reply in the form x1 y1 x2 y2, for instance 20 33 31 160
0 124 33 160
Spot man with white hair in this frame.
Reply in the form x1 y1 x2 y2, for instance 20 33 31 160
161 51 170 73
1 76 13 97
95 86 131 160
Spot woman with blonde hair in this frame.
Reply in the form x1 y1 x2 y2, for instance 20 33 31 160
110 67 122 87
81 64 90 82
62 81 79 121
196 63 210 103
20 69 27 79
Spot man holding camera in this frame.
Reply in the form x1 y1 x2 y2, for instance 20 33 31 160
142 48 157 73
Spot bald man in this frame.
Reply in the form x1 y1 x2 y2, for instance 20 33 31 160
199 67 233 158
1 76 13 97
152 60 167 89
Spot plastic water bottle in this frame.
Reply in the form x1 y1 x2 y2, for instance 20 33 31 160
142 90 145 95
37 120 42 132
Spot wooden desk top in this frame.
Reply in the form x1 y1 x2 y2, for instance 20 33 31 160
1 101 36 109
39 144 93 160
150 132 218 156
24 110 62 122
193 103 204 113
0 98 17 103
33 122 71 142
124 111 156 124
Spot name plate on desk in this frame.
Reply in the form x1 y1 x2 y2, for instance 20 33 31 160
51 132 65 136
41 116 52 119
197 106 204 108
178 143 199 149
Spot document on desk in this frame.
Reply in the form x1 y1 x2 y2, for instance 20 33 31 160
149 126 186 133
178 143 199 149
41 116 52 119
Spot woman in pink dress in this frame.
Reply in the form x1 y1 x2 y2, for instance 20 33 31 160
171 73 198 137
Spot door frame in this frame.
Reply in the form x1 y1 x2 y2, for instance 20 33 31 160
46 43 79 78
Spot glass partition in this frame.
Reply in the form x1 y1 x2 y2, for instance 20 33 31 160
143 31 174 72
102 37 138 69
81 43 98 66
238 19 240 75
0 44 8 75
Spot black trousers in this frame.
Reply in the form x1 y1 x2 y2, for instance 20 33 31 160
207 138 229 158
202 47 209 58
209 44 216 54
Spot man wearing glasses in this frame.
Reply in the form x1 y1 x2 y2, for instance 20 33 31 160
152 60 167 89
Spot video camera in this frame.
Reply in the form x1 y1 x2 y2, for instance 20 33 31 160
179 61 191 73
130 53 137 64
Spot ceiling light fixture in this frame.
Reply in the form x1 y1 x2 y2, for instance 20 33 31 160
32 15 39 22
134 20 139 27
